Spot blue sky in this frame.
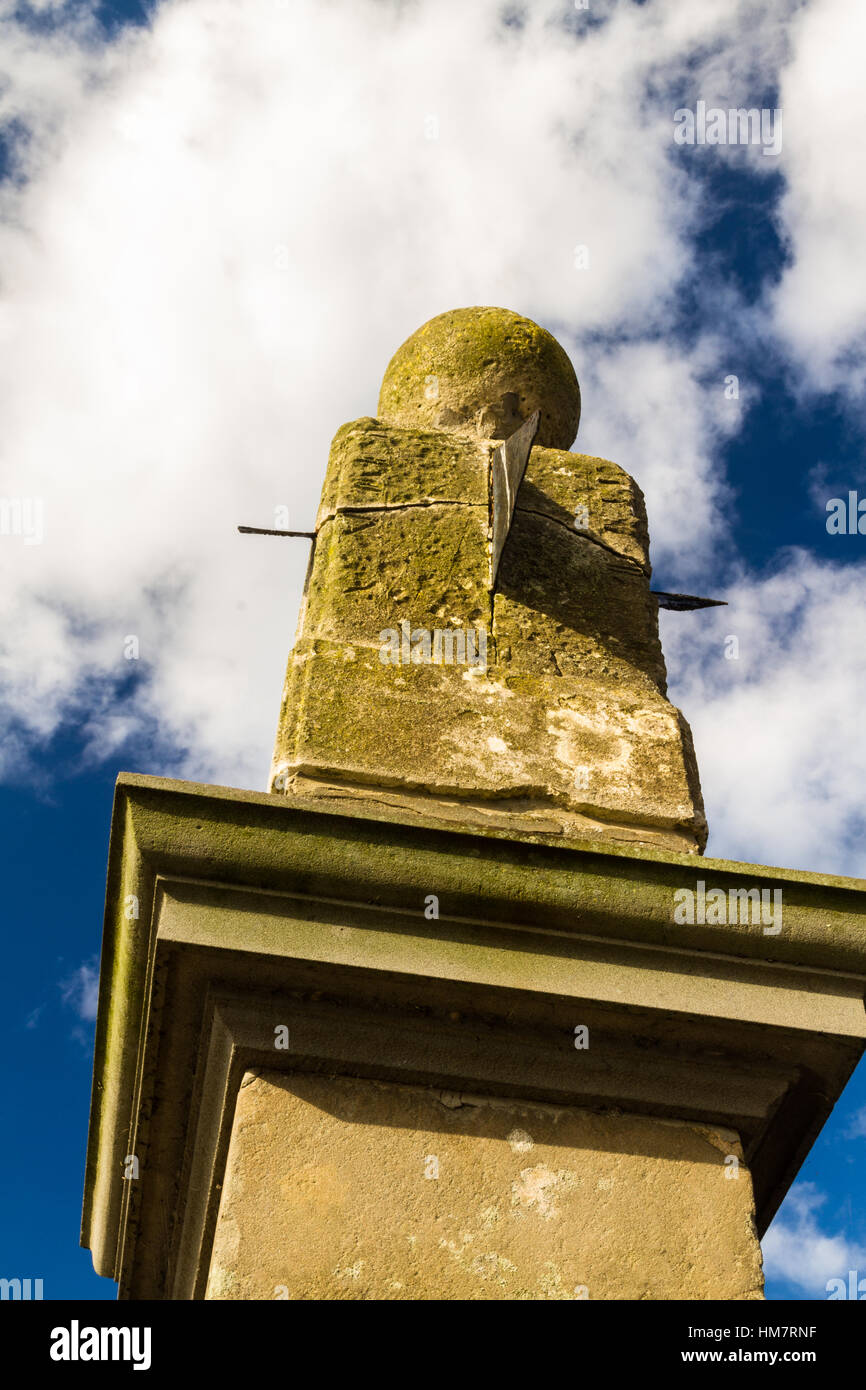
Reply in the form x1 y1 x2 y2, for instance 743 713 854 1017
1 0 866 1300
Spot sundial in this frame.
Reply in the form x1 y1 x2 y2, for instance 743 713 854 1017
242 306 714 854
239 408 725 612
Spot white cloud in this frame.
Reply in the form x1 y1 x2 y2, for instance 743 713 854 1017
770 0 866 395
577 333 742 581
0 0 864 896
0 1 794 783
662 549 866 875
843 1107 866 1141
762 1183 866 1297
59 958 99 1022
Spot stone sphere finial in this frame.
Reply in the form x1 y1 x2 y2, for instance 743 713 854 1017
377 306 581 449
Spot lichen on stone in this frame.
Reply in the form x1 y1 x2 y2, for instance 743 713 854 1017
377 306 581 450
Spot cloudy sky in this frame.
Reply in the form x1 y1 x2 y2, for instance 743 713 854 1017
1 0 865 1300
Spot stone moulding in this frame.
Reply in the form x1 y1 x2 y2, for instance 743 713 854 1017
81 773 866 1298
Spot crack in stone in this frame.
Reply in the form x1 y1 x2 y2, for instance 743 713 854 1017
319 499 487 527
514 504 649 574
318 498 647 581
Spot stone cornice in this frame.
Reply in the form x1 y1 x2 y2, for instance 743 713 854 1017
81 773 866 1297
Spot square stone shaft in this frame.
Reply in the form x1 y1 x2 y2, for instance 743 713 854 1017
271 417 707 854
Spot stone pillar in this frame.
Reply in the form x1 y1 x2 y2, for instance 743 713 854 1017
81 774 866 1299
81 310 866 1300
270 308 706 855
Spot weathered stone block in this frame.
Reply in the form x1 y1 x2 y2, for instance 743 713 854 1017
518 444 651 572
317 418 488 522
494 509 665 686
302 506 490 644
207 1071 763 1301
272 414 706 851
274 639 701 847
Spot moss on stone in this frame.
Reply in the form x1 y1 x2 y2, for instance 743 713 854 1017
318 418 487 523
377 307 581 450
520 446 651 573
274 634 699 833
273 411 704 848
